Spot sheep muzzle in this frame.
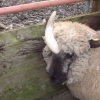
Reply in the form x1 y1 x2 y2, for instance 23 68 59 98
48 51 73 85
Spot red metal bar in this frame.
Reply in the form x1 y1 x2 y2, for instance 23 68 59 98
0 0 87 15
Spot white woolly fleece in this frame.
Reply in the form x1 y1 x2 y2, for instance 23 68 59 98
43 21 100 100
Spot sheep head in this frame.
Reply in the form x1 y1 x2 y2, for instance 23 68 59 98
43 11 100 85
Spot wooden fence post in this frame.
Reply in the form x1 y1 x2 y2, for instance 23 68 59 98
91 0 100 12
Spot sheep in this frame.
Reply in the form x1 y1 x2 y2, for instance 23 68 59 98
42 11 100 100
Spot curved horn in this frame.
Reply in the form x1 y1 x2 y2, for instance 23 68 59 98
45 11 60 54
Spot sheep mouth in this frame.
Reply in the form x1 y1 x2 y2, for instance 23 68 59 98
50 73 67 85
50 77 67 85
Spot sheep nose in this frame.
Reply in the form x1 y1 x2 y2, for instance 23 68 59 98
50 76 60 85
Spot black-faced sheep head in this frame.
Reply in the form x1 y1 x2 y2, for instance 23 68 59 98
43 11 100 85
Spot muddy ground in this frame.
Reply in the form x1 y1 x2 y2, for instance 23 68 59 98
0 0 87 100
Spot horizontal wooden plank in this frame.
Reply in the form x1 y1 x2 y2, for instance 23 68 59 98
0 12 100 100
58 11 100 30
0 21 69 100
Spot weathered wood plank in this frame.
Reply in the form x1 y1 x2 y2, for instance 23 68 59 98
0 12 100 100
58 11 100 30
0 25 66 100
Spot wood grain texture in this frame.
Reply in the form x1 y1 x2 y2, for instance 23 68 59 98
0 12 100 100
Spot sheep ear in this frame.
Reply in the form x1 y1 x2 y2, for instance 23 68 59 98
89 39 100 48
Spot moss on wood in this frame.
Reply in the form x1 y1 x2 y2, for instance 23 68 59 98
0 12 100 100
